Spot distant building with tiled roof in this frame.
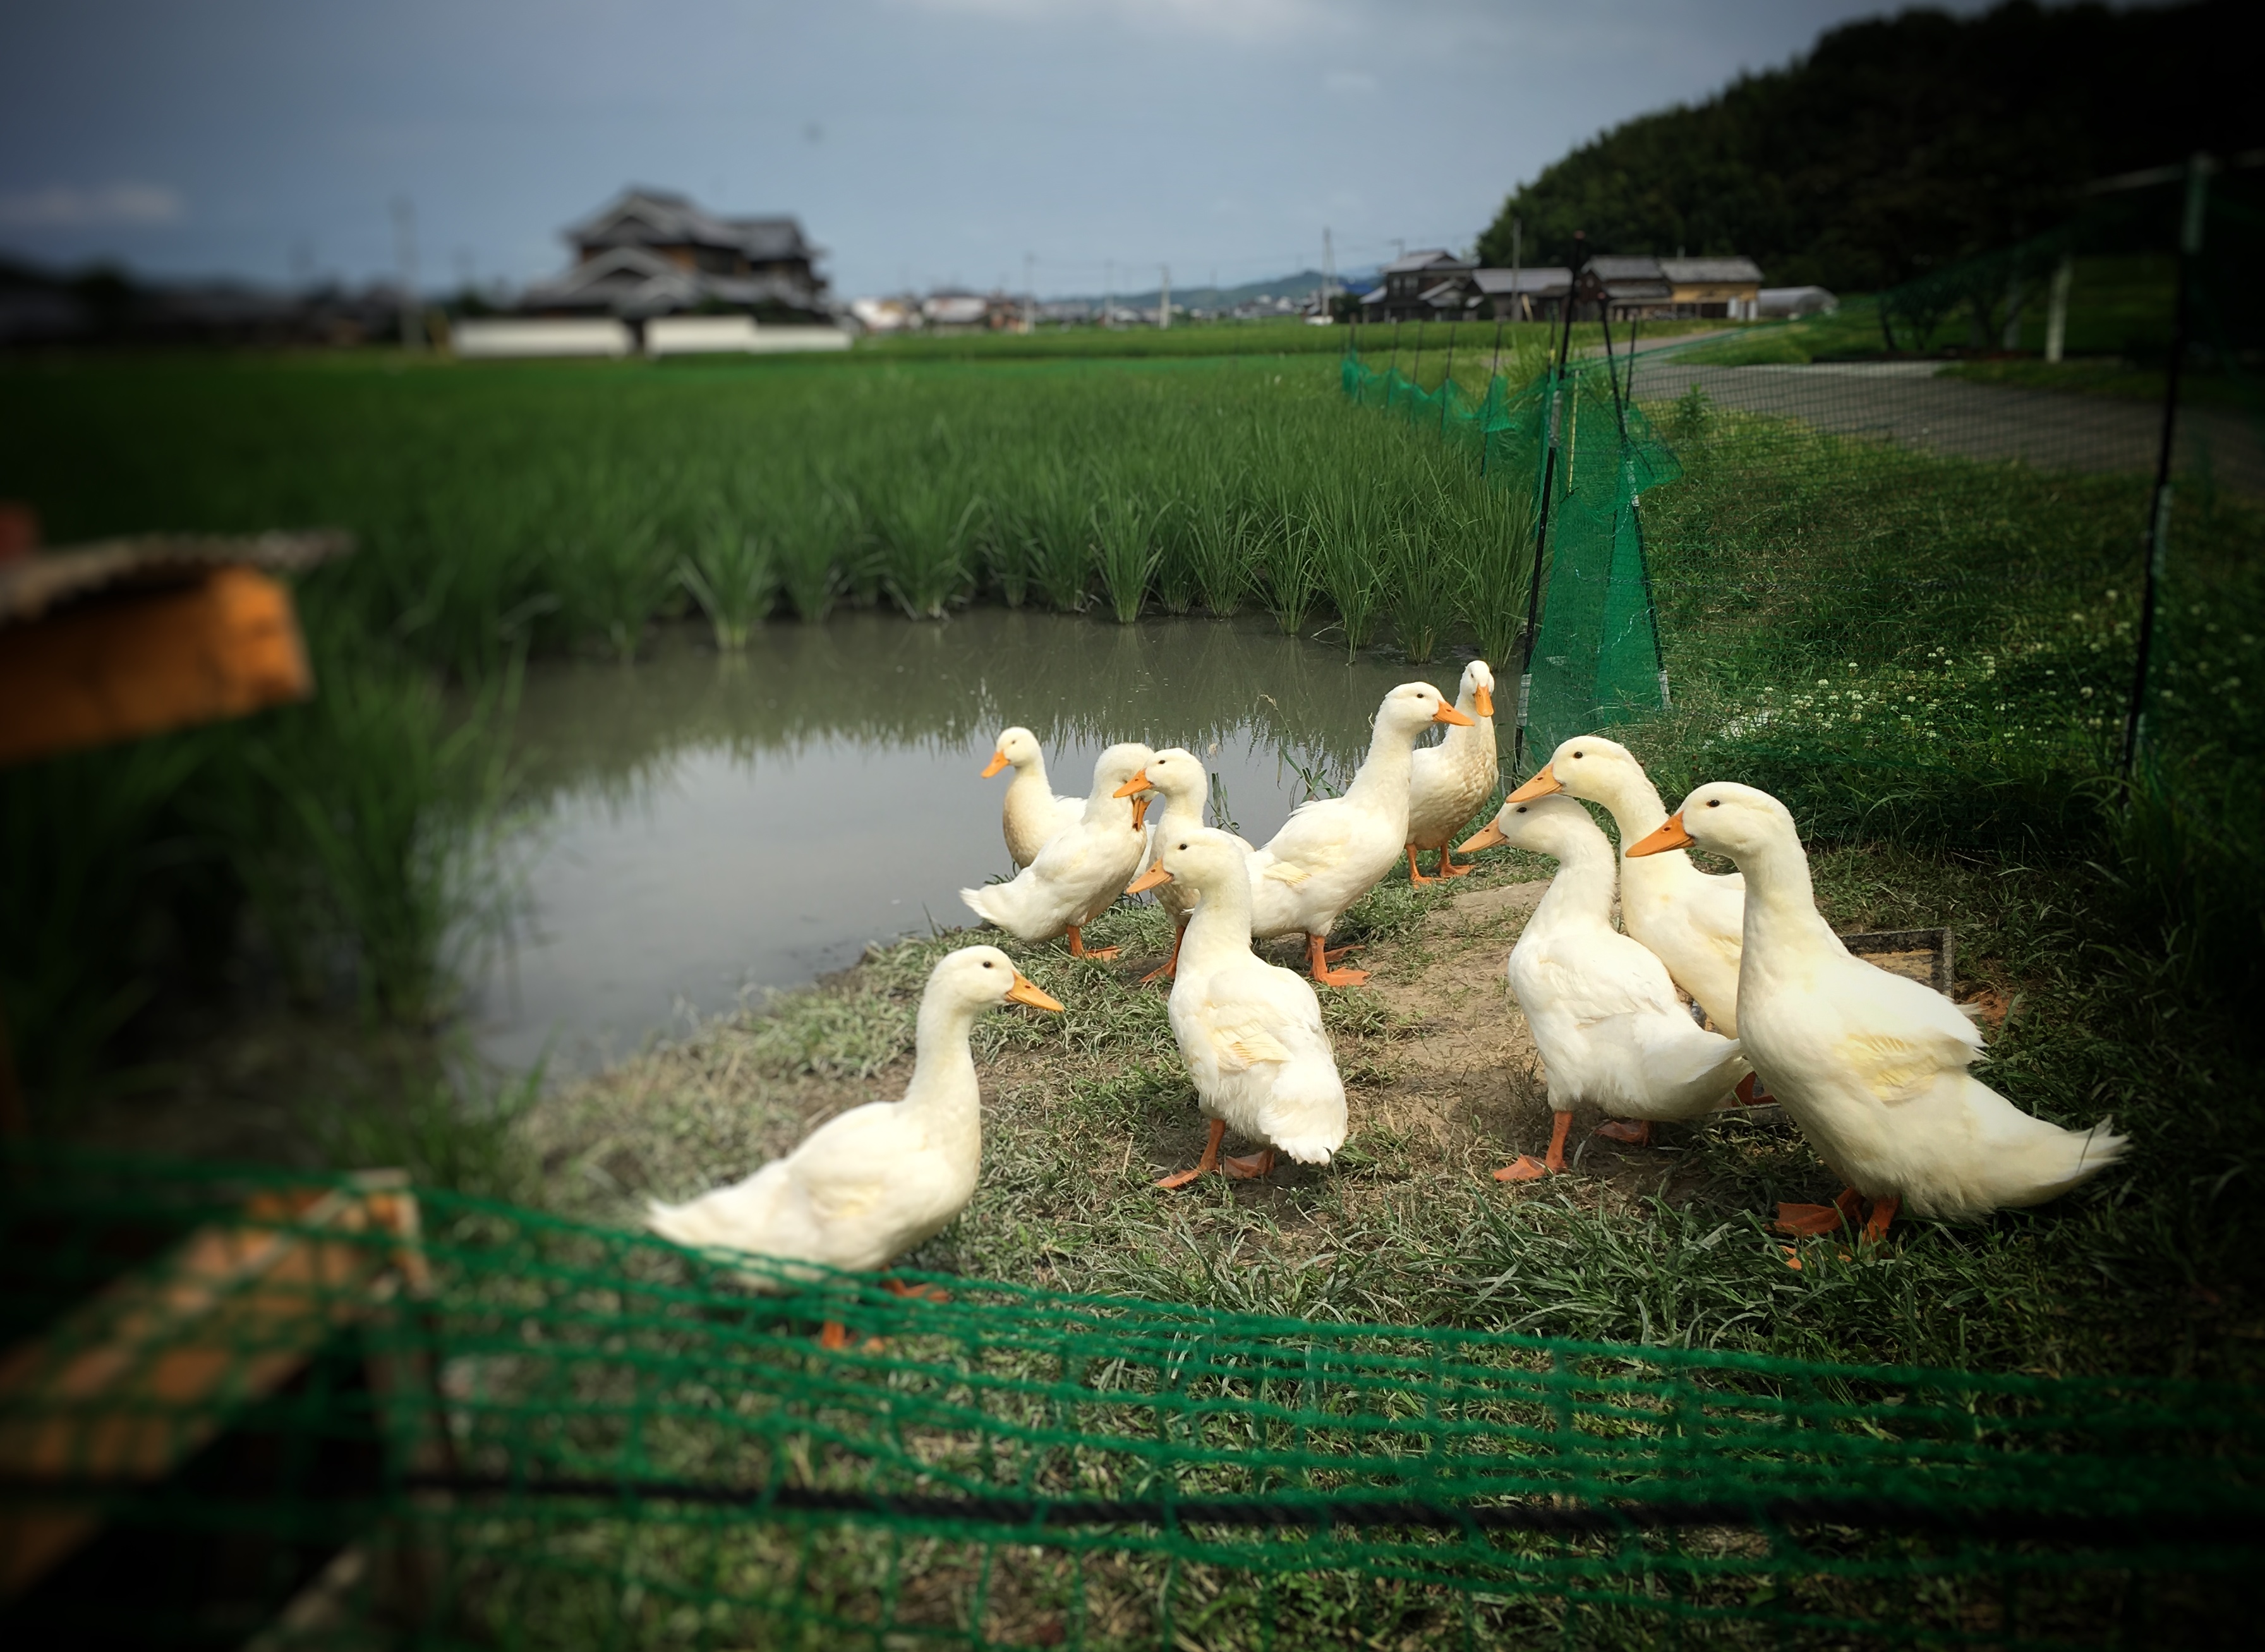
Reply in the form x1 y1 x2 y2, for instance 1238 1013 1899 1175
522 188 832 323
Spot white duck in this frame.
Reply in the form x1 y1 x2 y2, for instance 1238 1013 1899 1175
1129 829 1347 1186
1458 795 1749 1180
647 945 1062 1340
1630 783 2125 1243
1114 746 1255 986
1405 659 1499 884
962 742 1154 959
1248 682 1473 986
1506 734 1746 1034
981 726 1089 869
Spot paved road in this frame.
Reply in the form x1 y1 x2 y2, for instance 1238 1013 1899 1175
1621 356 2261 495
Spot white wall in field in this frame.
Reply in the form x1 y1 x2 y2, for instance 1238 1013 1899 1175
646 318 853 356
646 315 762 355
455 318 633 358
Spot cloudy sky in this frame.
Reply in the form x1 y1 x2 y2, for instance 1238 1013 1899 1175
1 0 1980 298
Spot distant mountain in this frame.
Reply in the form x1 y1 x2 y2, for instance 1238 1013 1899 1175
1049 268 1381 311
1476 0 2259 292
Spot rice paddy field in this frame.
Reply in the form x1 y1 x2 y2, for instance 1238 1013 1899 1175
1 340 2260 1399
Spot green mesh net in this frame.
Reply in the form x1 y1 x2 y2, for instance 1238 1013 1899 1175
3 1154 2256 1648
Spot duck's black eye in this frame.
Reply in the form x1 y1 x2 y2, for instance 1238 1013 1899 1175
1178 841 1190 850
1515 805 1526 814
1573 751 1584 759
982 960 994 968
1706 799 1720 808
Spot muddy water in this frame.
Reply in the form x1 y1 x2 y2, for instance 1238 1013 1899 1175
474 610 1478 1075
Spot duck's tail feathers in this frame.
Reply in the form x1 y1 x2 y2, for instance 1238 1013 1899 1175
1272 1127 1345 1166
960 884 1008 929
645 1195 720 1251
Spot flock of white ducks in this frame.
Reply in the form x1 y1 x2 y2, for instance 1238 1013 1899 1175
649 668 2125 1294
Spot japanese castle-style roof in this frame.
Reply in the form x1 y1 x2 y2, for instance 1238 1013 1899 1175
564 188 820 264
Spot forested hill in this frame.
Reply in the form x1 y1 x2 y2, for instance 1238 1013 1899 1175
1475 1 2257 293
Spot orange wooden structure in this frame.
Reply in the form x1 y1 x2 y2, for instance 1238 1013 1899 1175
0 530 348 768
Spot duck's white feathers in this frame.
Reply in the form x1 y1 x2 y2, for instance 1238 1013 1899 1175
1677 780 2127 1221
1158 829 1349 1166
1408 663 1499 852
1498 796 1748 1123
645 1100 970 1278
1739 934 2123 1219
963 744 1151 942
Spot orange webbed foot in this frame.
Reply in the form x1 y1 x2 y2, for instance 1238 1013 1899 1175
1773 1203 1847 1238
1404 845 1434 886
883 1279 951 1303
1594 1119 1653 1146
1858 1193 1899 1245
1223 1149 1277 1181
819 1321 850 1350
1066 927 1120 962
1154 1167 1207 1190
1138 960 1176 986
1435 850 1473 879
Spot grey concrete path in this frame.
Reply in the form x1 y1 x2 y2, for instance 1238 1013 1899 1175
1624 355 2262 495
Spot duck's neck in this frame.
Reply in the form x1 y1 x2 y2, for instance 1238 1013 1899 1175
1158 783 1207 837
1530 828 1619 936
1006 758 1054 808
1591 770 1670 847
1733 834 1837 958
899 994 981 1141
1344 714 1423 811
1180 865 1257 970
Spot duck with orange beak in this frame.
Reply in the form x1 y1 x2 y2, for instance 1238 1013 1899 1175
1245 681 1474 986
1405 660 1499 883
1456 794 1748 1180
1130 829 1347 1188
981 726 1087 870
648 945 1065 1341
1115 747 1255 986
962 742 1155 960
1502 735 1745 1034
1628 783 2125 1250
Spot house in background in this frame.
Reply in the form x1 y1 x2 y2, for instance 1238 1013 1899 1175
520 188 833 325
1470 267 1573 323
1360 250 1478 324
1660 256 1765 319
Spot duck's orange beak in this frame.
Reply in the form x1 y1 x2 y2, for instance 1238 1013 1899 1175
981 751 1010 778
1626 812 1696 857
1457 822 1509 853
1006 971 1065 1012
1131 797 1151 830
1504 764 1561 804
1126 864 1173 895
1473 685 1494 718
1112 768 1151 799
1434 702 1475 727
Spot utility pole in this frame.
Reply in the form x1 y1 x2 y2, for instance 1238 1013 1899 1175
1023 252 1035 334
1322 227 1335 320
1104 260 1113 329
391 196 423 351
1159 263 1170 330
1511 215 1524 325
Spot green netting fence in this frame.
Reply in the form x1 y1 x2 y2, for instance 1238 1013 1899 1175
3 1153 2257 1649
1341 160 2262 886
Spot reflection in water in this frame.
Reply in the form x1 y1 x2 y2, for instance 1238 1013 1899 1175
476 611 1482 1075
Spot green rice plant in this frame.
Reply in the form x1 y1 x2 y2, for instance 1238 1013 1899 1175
553 488 675 663
1147 494 1199 615
1255 485 1319 636
677 512 777 649
1090 486 1161 624
1455 472 1538 664
969 493 1027 606
873 471 981 619
1181 473 1249 617
1310 477 1384 660
1017 456 1094 612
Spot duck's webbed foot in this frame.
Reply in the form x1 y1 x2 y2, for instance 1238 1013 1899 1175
1139 921 1187 987
1405 845 1434 885
1156 1119 1226 1190
1435 846 1473 879
1307 934 1370 987
1594 1118 1653 1146
1067 925 1120 962
883 1279 951 1303
1494 1111 1572 1181
1223 1149 1277 1181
